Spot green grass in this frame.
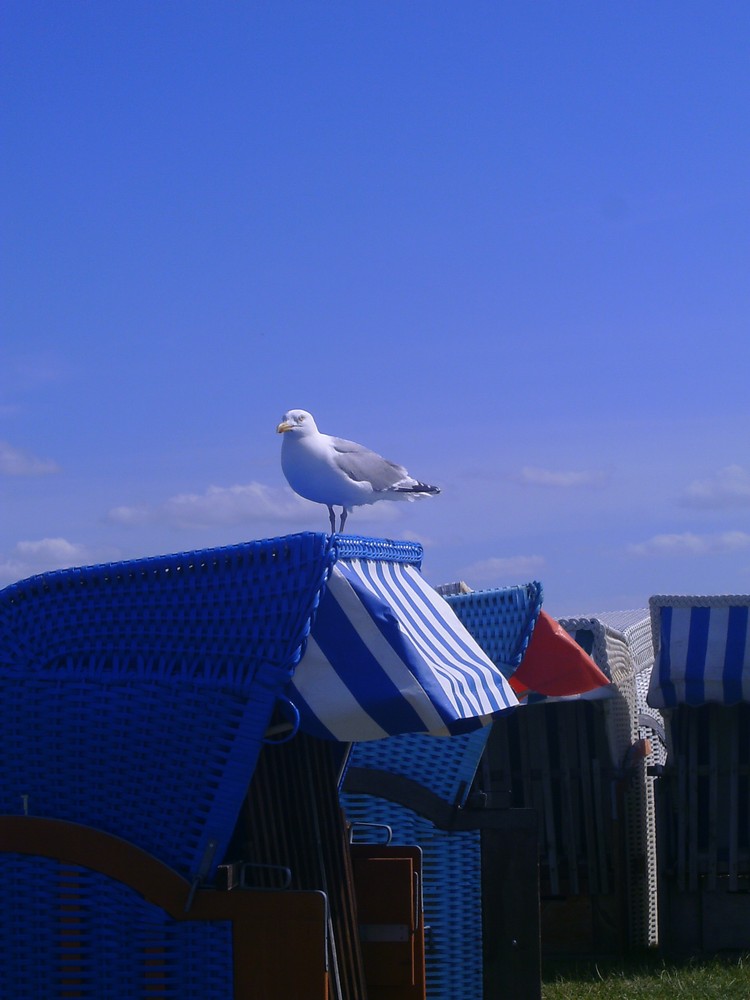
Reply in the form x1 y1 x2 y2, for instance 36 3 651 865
542 953 750 999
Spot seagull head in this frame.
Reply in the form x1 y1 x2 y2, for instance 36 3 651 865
276 409 318 436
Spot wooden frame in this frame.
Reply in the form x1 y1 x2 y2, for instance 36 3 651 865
0 816 329 999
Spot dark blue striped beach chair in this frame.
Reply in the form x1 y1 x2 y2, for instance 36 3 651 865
648 594 750 954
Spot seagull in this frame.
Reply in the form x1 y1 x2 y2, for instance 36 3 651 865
276 408 440 533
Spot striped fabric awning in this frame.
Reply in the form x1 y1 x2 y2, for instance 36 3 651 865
647 595 750 708
289 556 519 741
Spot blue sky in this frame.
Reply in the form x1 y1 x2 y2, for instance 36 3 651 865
2 1 749 615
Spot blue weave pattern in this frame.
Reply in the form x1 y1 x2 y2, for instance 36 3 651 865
443 581 543 676
0 854 233 999
344 795 482 1000
349 728 491 805
345 729 491 996
0 532 336 878
332 533 424 566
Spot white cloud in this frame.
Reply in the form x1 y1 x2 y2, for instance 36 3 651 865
107 504 153 525
457 554 546 587
518 465 606 488
682 465 750 509
0 441 60 476
629 530 750 557
0 538 108 586
15 538 84 561
163 483 311 527
108 482 318 530
107 480 417 533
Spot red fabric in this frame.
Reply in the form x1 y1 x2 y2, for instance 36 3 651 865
510 610 610 697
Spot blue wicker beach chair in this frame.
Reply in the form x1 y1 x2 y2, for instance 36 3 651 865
342 581 543 1000
0 532 335 998
1 532 519 997
0 532 336 882
343 730 491 1000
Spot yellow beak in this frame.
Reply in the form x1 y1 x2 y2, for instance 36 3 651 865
276 420 295 434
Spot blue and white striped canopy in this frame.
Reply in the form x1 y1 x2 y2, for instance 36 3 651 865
289 557 519 741
648 595 750 708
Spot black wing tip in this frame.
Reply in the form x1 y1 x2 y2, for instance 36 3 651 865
396 481 440 495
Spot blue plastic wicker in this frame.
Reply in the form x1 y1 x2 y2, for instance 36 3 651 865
332 533 424 566
343 729 491 998
348 728 491 806
0 532 336 879
442 581 543 678
0 853 234 999
345 794 483 1000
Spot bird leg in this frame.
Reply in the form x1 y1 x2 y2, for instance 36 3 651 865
327 505 336 534
339 507 348 533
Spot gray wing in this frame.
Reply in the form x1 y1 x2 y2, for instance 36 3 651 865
330 437 408 491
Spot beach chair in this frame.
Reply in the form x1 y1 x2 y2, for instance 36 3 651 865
478 609 657 955
342 580 545 1000
0 532 335 997
647 594 750 953
555 611 661 952
1 531 519 996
